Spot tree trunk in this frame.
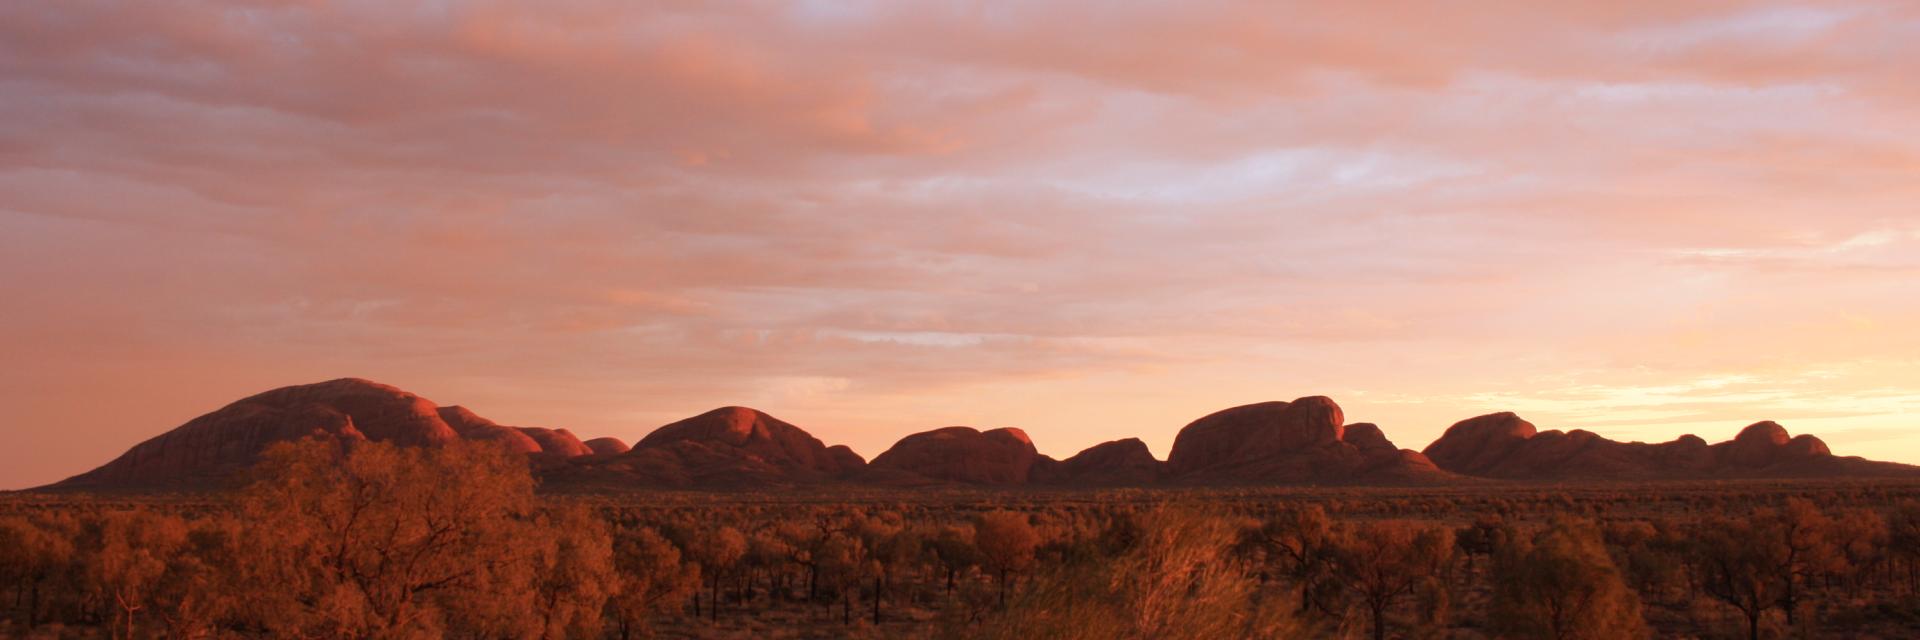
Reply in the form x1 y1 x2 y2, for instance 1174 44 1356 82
998 569 1008 608
873 574 883 624
1371 601 1386 640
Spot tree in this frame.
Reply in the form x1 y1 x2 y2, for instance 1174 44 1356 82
1693 515 1789 640
931 525 980 596
84 510 188 640
529 506 616 639
1767 498 1833 626
1238 505 1337 614
974 511 1040 608
608 526 699 640
1327 520 1455 640
1489 520 1647 640
237 437 541 637
0 515 75 629
688 526 746 622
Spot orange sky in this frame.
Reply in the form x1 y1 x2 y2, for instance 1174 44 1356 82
5 1 1920 489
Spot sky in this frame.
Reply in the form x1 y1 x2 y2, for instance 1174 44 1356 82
4 1 1920 489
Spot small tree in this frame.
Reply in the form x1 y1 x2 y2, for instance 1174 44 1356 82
974 512 1040 608
1238 505 1337 614
1490 520 1647 640
530 506 616 639
1328 520 1455 640
1693 516 1788 640
931 525 980 596
608 526 699 640
689 526 746 622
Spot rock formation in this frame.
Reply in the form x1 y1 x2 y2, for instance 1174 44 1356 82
866 427 1043 485
1035 438 1164 485
1163 397 1446 483
46 378 1918 491
550 407 867 488
1423 413 1907 480
582 437 630 456
59 378 462 488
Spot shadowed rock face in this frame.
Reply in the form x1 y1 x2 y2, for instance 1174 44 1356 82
1037 438 1164 485
59 378 462 488
1165 397 1444 483
867 427 1042 485
1422 414 1900 480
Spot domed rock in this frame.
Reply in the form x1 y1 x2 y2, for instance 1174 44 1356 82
517 427 592 458
437 405 543 454
1783 434 1831 459
582 437 630 456
1167 399 1346 475
1722 421 1791 467
1167 397 1444 483
1043 438 1164 485
825 445 867 471
635 406 861 476
1342 423 1395 452
1422 413 1538 476
867 427 1041 485
57 378 461 488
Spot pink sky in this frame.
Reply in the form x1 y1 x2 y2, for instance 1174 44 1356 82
5 1 1920 488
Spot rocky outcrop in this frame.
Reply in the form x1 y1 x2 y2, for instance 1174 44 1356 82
59 378 462 488
517 427 592 458
1423 415 1902 480
47 378 1917 491
636 407 862 476
1036 438 1164 485
867 427 1042 485
438 406 543 454
550 407 867 488
1165 397 1445 483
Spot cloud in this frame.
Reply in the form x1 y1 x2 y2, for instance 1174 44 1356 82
5 0 1920 487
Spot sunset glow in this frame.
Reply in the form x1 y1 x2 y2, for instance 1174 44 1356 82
5 1 1920 489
